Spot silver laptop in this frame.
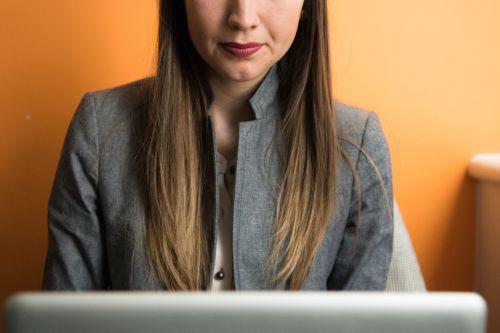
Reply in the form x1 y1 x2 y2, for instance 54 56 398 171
4 292 487 333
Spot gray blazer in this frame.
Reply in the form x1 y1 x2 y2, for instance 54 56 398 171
42 66 394 291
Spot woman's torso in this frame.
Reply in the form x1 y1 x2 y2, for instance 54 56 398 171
42 67 393 291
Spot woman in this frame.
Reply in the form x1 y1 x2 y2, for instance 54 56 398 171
42 0 393 291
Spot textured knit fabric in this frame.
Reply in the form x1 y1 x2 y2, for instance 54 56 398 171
42 64 395 291
211 151 237 291
385 201 426 291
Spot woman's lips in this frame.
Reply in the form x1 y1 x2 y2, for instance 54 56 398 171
220 42 264 58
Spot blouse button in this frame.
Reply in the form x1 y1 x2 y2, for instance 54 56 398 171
214 269 225 280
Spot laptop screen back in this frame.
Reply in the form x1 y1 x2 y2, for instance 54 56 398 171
4 292 487 333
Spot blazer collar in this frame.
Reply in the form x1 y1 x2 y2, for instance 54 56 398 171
249 64 280 120
206 64 280 121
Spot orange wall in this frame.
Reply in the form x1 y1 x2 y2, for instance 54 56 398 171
1 0 500 319
329 0 500 291
1 0 157 328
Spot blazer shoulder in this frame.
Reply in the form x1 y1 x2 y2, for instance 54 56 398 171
333 101 391 171
334 101 373 145
84 77 151 124
70 78 152 163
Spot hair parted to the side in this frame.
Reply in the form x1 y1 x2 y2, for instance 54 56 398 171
142 0 341 290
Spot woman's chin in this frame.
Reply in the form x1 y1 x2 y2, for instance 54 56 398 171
221 63 270 83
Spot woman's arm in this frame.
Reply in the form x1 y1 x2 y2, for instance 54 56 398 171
327 112 394 290
42 93 110 290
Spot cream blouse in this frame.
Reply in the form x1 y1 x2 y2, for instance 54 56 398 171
210 151 237 290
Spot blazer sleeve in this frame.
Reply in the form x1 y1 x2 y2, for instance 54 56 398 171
327 112 394 290
42 93 110 290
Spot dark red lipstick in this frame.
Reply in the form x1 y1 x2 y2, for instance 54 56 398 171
220 42 264 58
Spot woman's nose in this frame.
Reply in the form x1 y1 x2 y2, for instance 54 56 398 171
227 0 260 31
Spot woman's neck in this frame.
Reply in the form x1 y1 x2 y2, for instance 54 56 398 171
207 72 267 163
207 71 266 122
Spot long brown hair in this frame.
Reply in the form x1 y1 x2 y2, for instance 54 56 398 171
142 0 339 290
